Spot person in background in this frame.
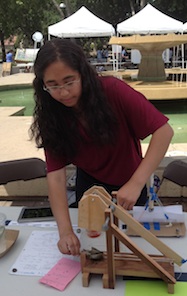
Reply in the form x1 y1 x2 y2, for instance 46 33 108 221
169 48 173 68
96 46 103 62
30 38 174 256
6 49 14 63
97 45 108 63
102 45 108 62
121 47 128 62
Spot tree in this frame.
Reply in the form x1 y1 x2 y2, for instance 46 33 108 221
73 0 152 27
153 0 187 22
0 0 18 60
1 0 186 61
73 0 187 24
51 0 65 18
0 0 61 59
0 29 6 61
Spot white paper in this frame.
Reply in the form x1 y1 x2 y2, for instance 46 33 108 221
133 205 185 223
8 220 58 228
9 228 81 276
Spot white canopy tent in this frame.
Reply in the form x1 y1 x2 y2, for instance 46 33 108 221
183 22 187 32
181 23 187 68
115 4 185 68
48 6 115 38
117 3 183 35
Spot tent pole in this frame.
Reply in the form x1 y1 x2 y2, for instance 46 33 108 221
181 43 184 68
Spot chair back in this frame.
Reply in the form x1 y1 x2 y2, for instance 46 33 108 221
162 160 187 187
0 158 46 185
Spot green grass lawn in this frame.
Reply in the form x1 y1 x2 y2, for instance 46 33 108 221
142 100 187 144
0 88 186 143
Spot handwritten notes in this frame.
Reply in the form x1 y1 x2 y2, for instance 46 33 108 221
40 258 81 291
9 229 81 276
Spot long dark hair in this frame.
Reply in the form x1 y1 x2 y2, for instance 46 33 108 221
30 38 118 159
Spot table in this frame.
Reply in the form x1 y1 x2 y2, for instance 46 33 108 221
90 59 118 71
167 68 187 84
16 62 33 73
0 206 187 295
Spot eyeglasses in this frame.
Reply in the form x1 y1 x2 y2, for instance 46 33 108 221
43 79 80 94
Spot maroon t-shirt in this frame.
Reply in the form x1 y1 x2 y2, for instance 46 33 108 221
45 76 168 186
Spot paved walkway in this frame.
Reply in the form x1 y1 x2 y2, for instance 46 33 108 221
0 72 43 162
0 72 187 164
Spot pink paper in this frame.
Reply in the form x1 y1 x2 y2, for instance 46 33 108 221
39 258 81 291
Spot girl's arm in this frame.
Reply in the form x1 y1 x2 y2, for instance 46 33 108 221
47 167 80 255
117 123 174 210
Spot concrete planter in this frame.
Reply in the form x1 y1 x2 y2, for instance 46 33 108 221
11 66 20 74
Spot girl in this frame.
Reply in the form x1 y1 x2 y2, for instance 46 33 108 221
30 38 173 256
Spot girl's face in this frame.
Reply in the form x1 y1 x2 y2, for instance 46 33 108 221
43 60 82 108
